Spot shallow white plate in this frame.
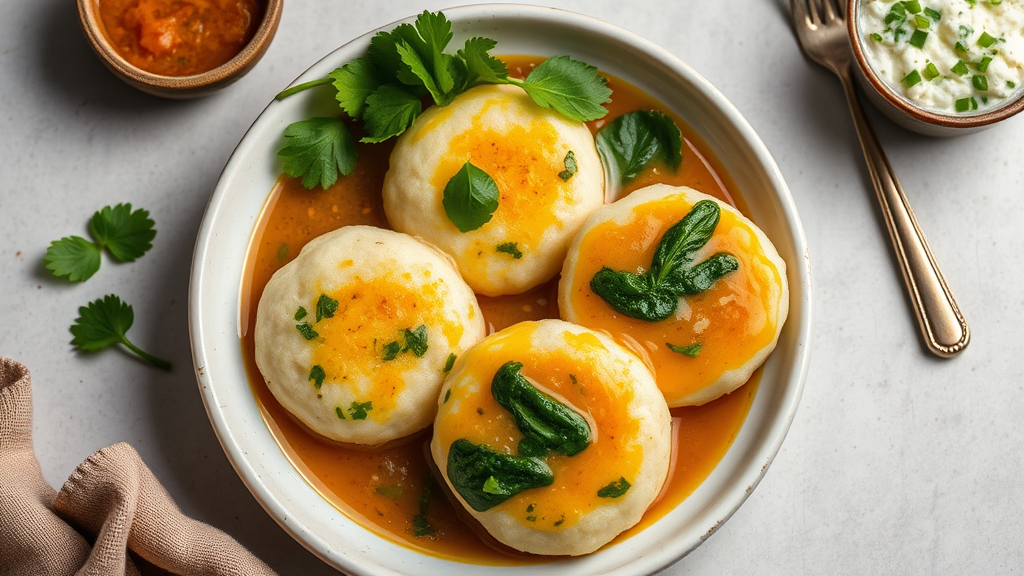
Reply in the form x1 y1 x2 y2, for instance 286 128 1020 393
189 5 813 574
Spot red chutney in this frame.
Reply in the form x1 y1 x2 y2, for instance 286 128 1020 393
239 56 761 564
98 0 262 76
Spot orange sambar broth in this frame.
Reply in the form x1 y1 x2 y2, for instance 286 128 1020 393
239 56 760 565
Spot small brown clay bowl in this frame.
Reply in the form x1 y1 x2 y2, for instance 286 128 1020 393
76 0 282 99
847 0 1024 137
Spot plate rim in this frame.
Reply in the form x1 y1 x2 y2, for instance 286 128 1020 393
189 4 813 574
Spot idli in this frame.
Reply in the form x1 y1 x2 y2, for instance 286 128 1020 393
255 226 485 446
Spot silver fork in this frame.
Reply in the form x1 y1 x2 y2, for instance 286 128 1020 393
791 0 970 357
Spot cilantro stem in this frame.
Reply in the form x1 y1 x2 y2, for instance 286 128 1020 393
276 77 333 100
120 337 173 371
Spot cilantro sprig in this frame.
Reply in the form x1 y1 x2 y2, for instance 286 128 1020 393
275 10 611 190
70 294 172 371
44 204 156 282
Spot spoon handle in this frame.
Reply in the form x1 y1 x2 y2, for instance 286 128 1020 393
837 66 970 358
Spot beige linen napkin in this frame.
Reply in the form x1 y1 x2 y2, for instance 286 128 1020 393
0 358 278 576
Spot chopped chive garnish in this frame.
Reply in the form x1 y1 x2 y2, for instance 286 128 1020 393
909 30 928 48
971 97 978 110
871 32 884 42
923 63 941 81
891 2 908 16
958 25 973 40
955 98 971 112
924 7 941 20
981 96 989 104
914 14 930 28
976 56 993 73
978 32 997 48
903 69 923 87
973 75 989 91
990 0 1002 4
955 41 968 53
951 60 969 75
1008 80 1017 89
902 0 921 13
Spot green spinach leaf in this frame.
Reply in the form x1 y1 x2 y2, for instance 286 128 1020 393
447 439 553 511
491 361 591 457
442 161 500 232
596 110 682 186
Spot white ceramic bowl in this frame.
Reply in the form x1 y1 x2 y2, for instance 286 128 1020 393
189 5 813 574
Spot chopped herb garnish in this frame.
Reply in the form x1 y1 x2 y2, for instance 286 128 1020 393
294 306 307 321
403 325 429 357
976 56 993 73
375 485 403 499
296 323 319 340
909 29 928 48
913 14 930 28
973 75 989 91
70 294 172 371
44 203 156 282
1008 80 1017 89
903 69 923 87
902 0 921 13
597 477 631 498
382 341 402 361
443 389 452 403
558 150 577 181
951 60 970 76
526 503 535 512
955 41 968 53
309 365 325 389
496 242 523 259
442 161 500 232
554 517 565 527
955 97 978 112
923 62 941 81
924 7 941 20
315 294 339 322
526 515 537 522
349 400 373 420
870 32 884 42
412 479 438 538
443 353 456 373
977 31 997 48
276 243 289 261
335 406 346 419
667 342 704 357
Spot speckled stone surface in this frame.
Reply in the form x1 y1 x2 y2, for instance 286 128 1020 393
1 0 1022 573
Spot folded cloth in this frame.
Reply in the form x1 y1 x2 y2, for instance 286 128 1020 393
0 358 278 576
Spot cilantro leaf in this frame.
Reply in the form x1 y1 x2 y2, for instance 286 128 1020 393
316 294 338 322
496 242 523 259
459 37 509 86
396 40 446 104
512 56 611 122
368 25 424 87
596 110 683 185
597 477 631 498
361 85 423 143
278 118 357 190
403 325 428 357
329 58 384 120
44 236 101 282
309 365 326 389
413 10 457 95
382 341 402 361
349 400 373 420
70 294 172 371
442 161 500 232
88 203 156 262
559 150 577 181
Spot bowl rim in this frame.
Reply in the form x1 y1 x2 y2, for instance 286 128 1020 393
847 0 1024 128
189 4 814 574
75 0 283 91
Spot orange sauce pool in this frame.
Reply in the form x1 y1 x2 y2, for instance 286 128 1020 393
239 56 760 564
98 0 262 76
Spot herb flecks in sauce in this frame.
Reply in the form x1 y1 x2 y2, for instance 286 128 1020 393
589 200 739 322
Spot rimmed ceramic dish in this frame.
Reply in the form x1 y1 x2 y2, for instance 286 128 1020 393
76 0 283 98
189 5 813 574
847 0 1024 137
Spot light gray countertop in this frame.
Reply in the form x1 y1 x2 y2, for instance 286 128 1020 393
2 0 1022 573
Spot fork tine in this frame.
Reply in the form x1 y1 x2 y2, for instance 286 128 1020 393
808 0 821 25
790 0 808 27
822 0 837 22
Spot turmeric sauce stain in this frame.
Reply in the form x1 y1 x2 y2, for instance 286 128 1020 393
428 101 566 278
436 323 642 531
309 274 461 419
98 0 262 76
568 196 784 403
240 57 759 564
